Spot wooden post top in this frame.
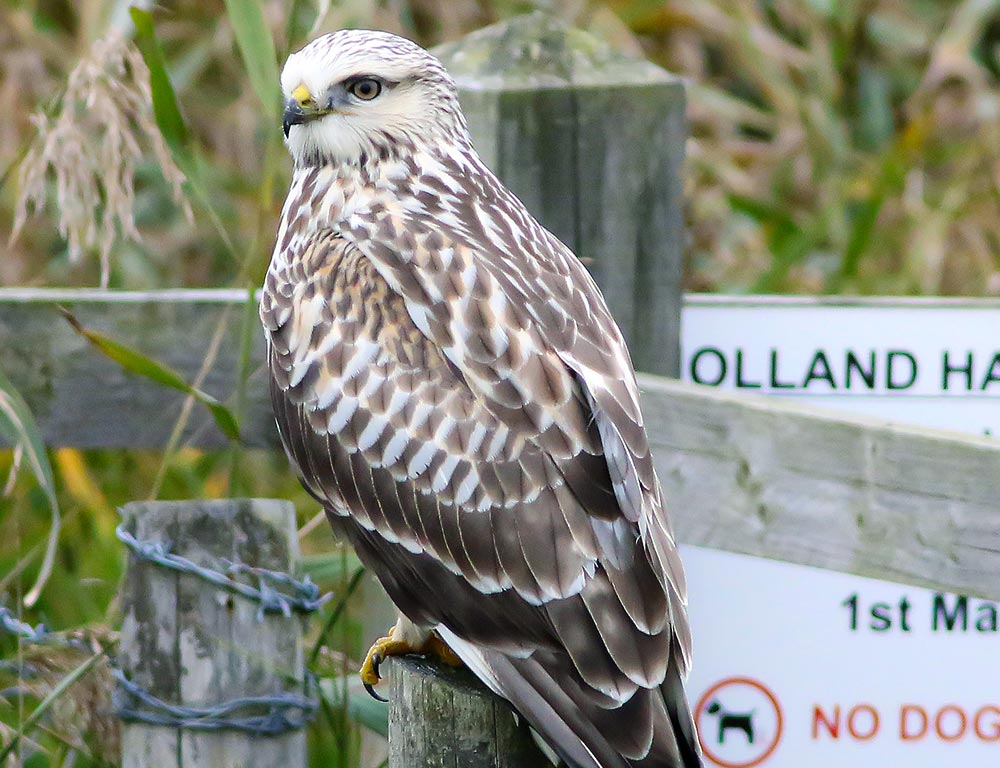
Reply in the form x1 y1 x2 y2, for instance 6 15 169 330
434 11 677 90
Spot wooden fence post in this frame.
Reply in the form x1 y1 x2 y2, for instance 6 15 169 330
387 657 548 767
118 499 308 767
436 11 687 376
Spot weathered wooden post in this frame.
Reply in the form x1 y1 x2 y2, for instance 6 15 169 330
387 657 546 767
384 13 688 765
117 499 313 767
436 11 687 377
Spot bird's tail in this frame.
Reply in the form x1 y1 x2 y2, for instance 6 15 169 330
439 626 703 768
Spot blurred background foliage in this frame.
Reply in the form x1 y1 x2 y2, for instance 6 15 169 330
4 0 1000 295
2 0 1000 765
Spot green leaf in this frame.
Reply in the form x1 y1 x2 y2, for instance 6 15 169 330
130 8 243 265
60 309 240 441
223 0 282 118
345 685 389 737
0 368 60 607
299 551 364 583
130 7 191 163
283 0 325 53
318 676 389 737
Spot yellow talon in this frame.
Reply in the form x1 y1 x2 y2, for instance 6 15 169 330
425 633 463 668
361 632 413 684
359 626 464 701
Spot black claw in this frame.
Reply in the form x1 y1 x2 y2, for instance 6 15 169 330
364 681 388 702
371 652 382 680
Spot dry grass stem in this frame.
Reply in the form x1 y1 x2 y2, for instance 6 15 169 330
11 33 192 288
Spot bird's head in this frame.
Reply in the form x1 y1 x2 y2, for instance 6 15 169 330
280 30 468 168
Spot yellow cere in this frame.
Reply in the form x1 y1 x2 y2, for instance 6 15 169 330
291 84 313 106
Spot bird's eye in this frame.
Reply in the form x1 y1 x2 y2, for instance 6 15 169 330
349 78 382 101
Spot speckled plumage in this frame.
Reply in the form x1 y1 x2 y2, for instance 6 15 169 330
261 29 701 768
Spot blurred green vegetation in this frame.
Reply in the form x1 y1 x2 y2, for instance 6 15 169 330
642 0 1000 295
2 0 1000 765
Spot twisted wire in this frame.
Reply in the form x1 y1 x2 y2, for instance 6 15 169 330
113 668 317 735
116 524 332 618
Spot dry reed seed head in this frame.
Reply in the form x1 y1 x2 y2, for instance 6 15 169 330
11 33 191 288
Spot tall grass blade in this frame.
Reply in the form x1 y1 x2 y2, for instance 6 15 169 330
223 0 282 118
130 7 191 161
0 369 60 608
130 7 240 263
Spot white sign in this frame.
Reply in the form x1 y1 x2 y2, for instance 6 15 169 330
681 296 1000 436
683 546 1000 767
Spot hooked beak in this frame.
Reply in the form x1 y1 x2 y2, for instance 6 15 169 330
283 84 321 138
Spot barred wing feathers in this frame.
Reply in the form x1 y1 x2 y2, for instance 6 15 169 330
262 157 698 766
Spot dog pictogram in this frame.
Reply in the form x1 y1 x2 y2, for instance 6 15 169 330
705 699 756 745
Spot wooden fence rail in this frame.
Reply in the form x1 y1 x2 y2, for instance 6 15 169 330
5 289 1000 601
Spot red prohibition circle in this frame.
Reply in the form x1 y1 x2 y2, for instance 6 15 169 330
694 677 784 768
